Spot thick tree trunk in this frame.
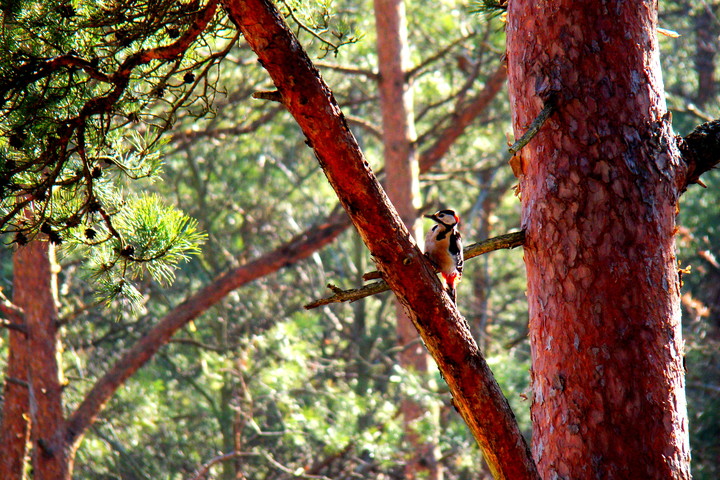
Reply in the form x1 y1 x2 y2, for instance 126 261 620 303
374 1 441 478
507 1 691 478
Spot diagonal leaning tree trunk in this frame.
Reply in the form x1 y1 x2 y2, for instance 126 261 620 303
506 1 691 478
222 0 539 478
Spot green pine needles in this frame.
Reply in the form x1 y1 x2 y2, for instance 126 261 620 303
0 0 225 304
469 0 507 20
69 194 206 308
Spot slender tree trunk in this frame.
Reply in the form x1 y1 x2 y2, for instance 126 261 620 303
374 0 440 478
0 4 508 480
507 1 691 478
0 273 31 480
694 2 718 107
14 240 67 479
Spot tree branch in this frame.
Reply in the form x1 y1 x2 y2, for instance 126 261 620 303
0 293 25 328
314 61 378 79
0 319 27 335
305 231 525 308
678 118 720 189
508 93 557 155
252 90 283 102
419 62 507 171
189 451 259 480
61 211 348 450
44 0 506 459
406 30 480 80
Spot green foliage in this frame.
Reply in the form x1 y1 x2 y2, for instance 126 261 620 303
469 0 507 20
65 193 205 307
0 0 228 300
278 0 362 57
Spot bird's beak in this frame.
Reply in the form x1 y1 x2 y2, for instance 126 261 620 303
424 214 437 221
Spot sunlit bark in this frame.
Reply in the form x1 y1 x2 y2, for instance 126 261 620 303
507 1 691 477
1 241 67 479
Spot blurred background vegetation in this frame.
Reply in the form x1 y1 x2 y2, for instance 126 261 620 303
0 0 718 478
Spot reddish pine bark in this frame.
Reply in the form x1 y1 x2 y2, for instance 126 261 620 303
0 303 30 480
507 1 691 478
10 241 67 479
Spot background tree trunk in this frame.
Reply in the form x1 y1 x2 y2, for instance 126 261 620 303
0 252 32 480
694 2 718 107
374 0 441 478
507 1 691 478
12 240 66 479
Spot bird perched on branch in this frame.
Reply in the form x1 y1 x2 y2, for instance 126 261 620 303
424 209 463 303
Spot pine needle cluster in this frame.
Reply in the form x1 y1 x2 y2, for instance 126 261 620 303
0 0 226 303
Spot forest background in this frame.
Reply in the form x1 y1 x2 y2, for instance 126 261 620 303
0 0 719 479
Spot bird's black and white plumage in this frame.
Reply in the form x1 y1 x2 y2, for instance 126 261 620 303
424 209 463 303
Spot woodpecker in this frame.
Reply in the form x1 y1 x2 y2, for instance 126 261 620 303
424 209 463 303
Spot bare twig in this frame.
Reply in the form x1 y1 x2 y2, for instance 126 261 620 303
508 95 556 155
0 293 25 325
189 451 258 480
261 452 333 480
314 61 377 78
252 90 283 102
406 30 479 80
305 230 525 309
170 337 242 353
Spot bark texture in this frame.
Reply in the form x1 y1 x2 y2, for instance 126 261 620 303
9 241 67 479
507 1 691 478
0 287 30 480
224 1 539 478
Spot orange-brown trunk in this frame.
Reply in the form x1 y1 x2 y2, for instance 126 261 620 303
507 1 691 478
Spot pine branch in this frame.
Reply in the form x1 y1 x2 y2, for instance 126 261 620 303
0 292 26 332
679 117 720 189
304 230 525 309
61 211 349 450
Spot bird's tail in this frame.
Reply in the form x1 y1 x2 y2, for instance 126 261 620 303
446 285 457 303
443 272 459 304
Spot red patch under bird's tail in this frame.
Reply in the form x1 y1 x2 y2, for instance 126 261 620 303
443 272 459 304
